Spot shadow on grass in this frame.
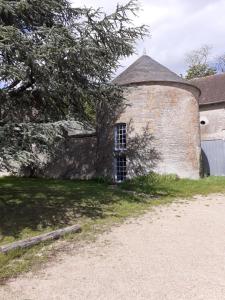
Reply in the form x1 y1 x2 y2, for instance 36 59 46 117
2 174 225 243
0 177 143 240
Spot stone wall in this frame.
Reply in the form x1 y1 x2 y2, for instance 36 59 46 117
200 103 225 141
0 83 201 181
116 82 200 179
43 135 97 179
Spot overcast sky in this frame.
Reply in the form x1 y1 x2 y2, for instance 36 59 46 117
71 0 225 77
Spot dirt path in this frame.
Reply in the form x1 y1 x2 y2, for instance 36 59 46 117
2 194 225 300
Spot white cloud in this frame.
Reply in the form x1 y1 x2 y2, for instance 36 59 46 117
70 0 225 76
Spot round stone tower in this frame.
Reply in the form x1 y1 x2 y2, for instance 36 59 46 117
113 55 201 179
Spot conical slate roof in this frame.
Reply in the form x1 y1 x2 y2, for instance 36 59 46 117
113 55 187 86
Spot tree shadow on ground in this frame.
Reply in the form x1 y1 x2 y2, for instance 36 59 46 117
0 177 150 241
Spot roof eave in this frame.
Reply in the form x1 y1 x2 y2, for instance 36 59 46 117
114 80 201 97
199 100 225 107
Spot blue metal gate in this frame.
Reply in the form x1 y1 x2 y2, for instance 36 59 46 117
201 140 225 176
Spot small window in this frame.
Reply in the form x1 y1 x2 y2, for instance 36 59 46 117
114 123 126 150
200 117 208 126
116 155 127 182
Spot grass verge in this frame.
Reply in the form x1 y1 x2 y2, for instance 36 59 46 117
1 174 225 282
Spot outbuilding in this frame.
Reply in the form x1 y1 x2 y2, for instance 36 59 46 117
192 73 225 176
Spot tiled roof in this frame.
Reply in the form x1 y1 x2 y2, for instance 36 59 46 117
191 73 225 105
113 55 188 85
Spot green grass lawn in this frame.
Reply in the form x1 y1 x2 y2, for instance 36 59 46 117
120 173 225 198
1 174 225 281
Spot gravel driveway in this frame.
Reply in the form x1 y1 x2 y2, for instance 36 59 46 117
1 194 225 300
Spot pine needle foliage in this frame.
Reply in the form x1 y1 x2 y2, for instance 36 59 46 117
0 0 148 123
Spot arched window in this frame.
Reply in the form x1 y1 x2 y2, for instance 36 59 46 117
114 123 126 150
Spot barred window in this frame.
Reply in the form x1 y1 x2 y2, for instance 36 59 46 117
114 123 126 150
116 156 127 182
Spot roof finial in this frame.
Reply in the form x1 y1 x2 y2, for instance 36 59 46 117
143 48 147 55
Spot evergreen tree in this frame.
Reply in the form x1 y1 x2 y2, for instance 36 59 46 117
0 0 148 123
